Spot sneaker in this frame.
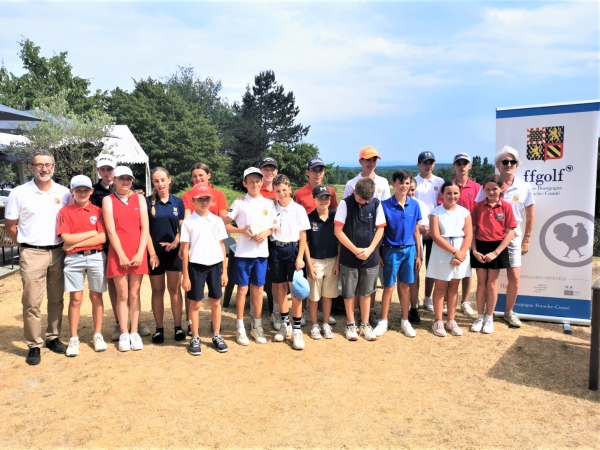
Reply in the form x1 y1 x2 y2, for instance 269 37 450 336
400 321 417 338
250 326 267 344
345 325 359 341
274 324 292 342
118 333 131 352
482 318 494 334
369 310 379 327
111 323 121 341
318 312 336 325
310 324 322 340
188 337 201 356
322 323 334 339
236 328 250 346
212 335 229 353
461 302 476 317
445 319 463 336
66 337 79 357
130 332 144 350
360 323 377 341
471 318 484 332
301 310 309 326
408 308 421 324
174 326 186 341
442 301 448 316
93 333 107 352
432 321 446 337
137 322 151 337
424 297 434 312
292 329 305 350
271 311 282 331
373 320 388 337
504 311 522 328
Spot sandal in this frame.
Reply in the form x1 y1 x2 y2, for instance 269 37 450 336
152 328 164 344
174 326 186 342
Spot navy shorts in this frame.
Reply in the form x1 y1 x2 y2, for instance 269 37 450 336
187 262 223 301
149 250 182 276
233 256 268 287
269 245 298 284
382 245 416 287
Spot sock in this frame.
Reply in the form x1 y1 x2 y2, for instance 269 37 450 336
236 319 244 330
292 316 301 330
187 319 192 326
478 314 485 320
424 296 432 301
379 319 389 325
273 303 281 313
485 314 493 321
281 312 290 326
400 319 409 325
346 322 355 328
254 318 262 329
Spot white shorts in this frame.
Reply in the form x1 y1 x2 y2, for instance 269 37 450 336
64 251 107 293
307 257 339 302
507 234 522 268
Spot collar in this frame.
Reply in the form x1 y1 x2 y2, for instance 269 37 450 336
390 195 410 207
453 177 473 189
156 193 173 204
29 178 58 194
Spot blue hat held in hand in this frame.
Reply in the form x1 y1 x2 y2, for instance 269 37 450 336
292 270 310 300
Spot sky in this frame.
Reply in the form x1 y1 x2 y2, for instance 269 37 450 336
0 1 598 166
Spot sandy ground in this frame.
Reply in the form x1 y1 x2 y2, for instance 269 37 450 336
1 261 599 449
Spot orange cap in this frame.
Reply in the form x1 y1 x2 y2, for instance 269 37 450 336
359 146 381 160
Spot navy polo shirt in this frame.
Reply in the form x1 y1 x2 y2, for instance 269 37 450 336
382 196 422 247
306 209 338 260
146 194 185 251
337 195 381 269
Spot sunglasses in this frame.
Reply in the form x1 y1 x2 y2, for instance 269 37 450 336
501 160 518 166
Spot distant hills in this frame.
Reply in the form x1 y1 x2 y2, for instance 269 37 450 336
337 163 453 171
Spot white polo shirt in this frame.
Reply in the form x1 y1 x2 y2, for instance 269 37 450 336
415 174 445 229
271 200 310 243
180 211 228 266
5 179 71 246
227 194 277 258
343 173 391 201
475 175 534 235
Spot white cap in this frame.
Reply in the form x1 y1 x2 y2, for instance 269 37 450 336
95 153 117 168
114 166 134 178
243 167 263 180
70 175 93 189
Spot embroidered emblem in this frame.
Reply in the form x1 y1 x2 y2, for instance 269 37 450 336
90 215 98 224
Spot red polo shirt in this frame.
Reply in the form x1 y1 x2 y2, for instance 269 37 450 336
293 184 339 214
437 177 481 211
56 202 105 254
182 186 228 217
260 185 276 200
471 199 517 242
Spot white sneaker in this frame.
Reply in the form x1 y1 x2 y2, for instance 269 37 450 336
274 324 292 342
360 323 377 341
322 323 334 339
111 323 121 341
118 333 131 352
236 328 250 346
442 301 448 316
461 302 476 317
345 325 359 341
66 337 79 357
318 311 336 325
373 320 389 337
130 332 144 350
271 311 282 331
137 322 151 337
301 310 309 326
310 324 322 340
292 329 305 350
471 318 484 332
93 333 107 352
432 321 446 337
250 326 267 344
445 319 463 336
369 310 379 327
482 318 494 334
424 297 434 312
400 321 416 338
504 311 522 327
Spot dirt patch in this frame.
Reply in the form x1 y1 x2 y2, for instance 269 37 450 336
1 260 599 449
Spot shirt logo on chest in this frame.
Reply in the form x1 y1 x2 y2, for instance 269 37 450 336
496 213 504 221
90 215 98 224
54 198 60 204
173 207 178 216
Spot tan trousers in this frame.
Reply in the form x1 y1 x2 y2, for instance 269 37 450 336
20 247 65 348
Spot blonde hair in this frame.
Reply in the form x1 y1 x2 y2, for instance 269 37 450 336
150 167 170 216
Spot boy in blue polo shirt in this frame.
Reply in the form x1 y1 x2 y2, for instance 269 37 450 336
375 170 422 338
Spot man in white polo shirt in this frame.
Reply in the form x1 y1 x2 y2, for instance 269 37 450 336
5 150 72 365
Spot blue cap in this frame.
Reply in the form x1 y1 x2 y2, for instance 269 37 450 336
291 270 310 300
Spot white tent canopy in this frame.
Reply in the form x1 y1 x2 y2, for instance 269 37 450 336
100 125 150 195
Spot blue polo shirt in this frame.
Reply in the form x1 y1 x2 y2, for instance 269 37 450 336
382 196 422 247
146 194 185 252
306 209 338 260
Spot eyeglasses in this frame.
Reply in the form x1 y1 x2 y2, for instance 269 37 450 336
501 160 518 166
30 163 55 170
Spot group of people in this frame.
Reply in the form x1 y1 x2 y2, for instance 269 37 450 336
4 144 534 365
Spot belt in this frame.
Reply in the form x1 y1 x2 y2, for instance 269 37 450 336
21 243 62 250
383 244 413 249
73 249 102 256
272 240 298 247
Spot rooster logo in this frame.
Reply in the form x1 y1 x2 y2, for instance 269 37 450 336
552 222 588 258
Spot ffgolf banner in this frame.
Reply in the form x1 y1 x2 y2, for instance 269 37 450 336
495 100 600 325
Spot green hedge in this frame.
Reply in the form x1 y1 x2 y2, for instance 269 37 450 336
175 185 245 208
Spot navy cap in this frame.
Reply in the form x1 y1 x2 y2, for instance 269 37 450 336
258 156 278 168
307 156 325 170
312 184 331 198
418 151 436 163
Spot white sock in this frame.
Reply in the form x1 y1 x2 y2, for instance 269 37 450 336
254 318 262 329
485 314 493 321
400 319 408 325
236 319 244 330
273 303 280 313
379 319 389 325
424 296 432 302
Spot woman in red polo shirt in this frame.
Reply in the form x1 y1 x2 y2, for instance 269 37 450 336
470 174 516 334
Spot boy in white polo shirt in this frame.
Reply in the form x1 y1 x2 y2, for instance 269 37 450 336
180 182 229 355
224 168 277 346
270 174 310 350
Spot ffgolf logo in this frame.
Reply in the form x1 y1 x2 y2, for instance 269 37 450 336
526 126 564 161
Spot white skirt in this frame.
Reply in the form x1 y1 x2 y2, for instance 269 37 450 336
426 236 471 281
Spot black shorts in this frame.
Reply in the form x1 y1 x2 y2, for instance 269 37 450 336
470 240 510 270
149 250 182 276
269 244 298 284
187 262 223 301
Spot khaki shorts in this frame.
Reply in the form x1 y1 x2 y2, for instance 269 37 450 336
308 257 339 302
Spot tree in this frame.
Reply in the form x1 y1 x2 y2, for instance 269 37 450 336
470 155 495 183
107 78 222 191
266 142 331 189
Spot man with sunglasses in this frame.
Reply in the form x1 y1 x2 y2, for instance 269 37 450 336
5 150 72 365
475 145 535 328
